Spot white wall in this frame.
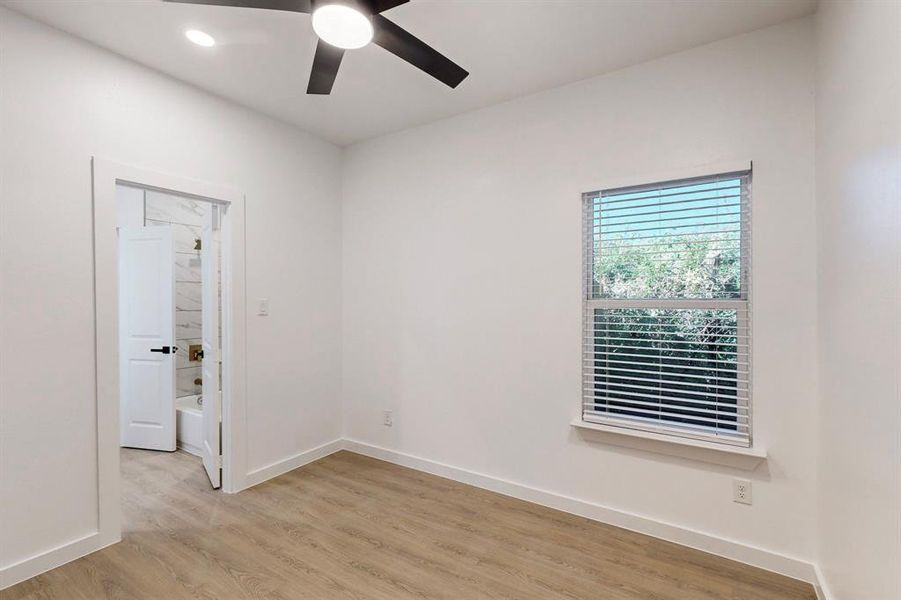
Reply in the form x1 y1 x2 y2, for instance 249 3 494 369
342 17 818 567
0 7 342 574
115 184 144 229
815 1 901 598
9 2 898 592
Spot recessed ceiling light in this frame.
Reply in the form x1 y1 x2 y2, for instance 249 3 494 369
311 4 373 50
185 29 216 47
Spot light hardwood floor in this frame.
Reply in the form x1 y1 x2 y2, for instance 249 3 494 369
3 449 815 599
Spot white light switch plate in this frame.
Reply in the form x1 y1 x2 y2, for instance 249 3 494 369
257 298 269 316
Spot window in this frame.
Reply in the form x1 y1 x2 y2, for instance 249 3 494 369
582 170 751 447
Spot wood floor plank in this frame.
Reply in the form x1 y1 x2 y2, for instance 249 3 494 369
1 449 816 600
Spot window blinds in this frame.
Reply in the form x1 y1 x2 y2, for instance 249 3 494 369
582 171 751 447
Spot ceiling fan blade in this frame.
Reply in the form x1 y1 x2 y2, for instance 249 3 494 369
307 39 345 94
368 0 409 12
162 0 311 13
372 15 468 89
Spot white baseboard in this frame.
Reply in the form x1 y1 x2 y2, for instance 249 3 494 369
813 564 835 600
177 440 203 458
243 438 344 490
0 532 117 590
342 439 819 586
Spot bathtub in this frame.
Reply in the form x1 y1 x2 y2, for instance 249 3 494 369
176 394 203 457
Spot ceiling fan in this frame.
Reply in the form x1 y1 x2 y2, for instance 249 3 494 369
163 0 469 95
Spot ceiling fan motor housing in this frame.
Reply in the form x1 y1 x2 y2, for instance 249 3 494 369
314 0 374 14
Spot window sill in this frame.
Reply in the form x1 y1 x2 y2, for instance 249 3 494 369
570 419 767 471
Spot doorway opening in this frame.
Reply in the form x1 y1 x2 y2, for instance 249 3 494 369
116 183 226 490
93 158 246 549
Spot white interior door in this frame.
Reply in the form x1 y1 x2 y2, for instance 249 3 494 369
201 203 221 488
119 226 176 451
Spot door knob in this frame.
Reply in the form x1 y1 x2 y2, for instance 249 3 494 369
150 346 175 354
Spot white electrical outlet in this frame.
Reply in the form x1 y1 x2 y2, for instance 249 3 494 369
257 298 269 316
733 479 752 505
383 410 393 427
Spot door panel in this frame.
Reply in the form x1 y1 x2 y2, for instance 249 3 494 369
119 226 176 451
201 204 221 488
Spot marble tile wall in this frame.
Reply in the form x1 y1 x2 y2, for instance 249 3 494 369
145 191 204 398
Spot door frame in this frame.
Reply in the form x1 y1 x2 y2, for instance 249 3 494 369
92 157 247 549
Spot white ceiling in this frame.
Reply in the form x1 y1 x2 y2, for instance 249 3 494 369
5 0 816 145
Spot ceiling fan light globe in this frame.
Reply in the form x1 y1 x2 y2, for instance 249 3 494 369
311 4 373 50
185 29 216 47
